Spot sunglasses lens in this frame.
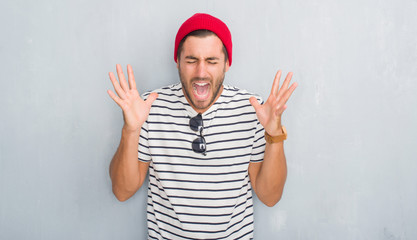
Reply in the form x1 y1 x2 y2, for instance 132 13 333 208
189 114 203 131
192 137 206 153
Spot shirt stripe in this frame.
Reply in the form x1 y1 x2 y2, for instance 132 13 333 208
139 83 265 239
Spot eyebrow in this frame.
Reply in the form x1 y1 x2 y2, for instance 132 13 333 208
184 56 220 61
185 56 198 60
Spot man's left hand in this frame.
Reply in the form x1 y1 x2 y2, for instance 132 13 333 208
250 70 297 136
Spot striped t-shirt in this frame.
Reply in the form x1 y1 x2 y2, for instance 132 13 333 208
139 83 266 239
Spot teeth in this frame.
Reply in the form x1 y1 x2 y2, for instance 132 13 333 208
193 82 209 96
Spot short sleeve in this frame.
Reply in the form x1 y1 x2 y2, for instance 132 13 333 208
250 97 266 163
138 120 151 163
250 120 266 163
138 92 152 163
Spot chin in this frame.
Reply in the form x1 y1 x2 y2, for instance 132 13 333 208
192 99 211 111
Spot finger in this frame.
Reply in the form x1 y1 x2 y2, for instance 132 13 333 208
276 82 297 111
116 64 129 92
249 96 262 113
282 82 298 104
107 89 123 107
145 92 159 107
276 104 288 115
127 64 137 90
277 72 293 100
109 72 127 99
270 70 282 97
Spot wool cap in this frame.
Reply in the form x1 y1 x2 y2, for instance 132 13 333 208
174 13 232 66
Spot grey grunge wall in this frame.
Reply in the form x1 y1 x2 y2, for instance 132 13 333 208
1 0 416 239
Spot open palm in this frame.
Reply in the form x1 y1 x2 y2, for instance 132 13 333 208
250 70 297 136
107 64 158 132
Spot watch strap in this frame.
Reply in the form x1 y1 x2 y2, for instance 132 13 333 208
265 126 287 143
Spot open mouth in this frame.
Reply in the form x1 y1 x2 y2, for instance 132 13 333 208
192 82 210 100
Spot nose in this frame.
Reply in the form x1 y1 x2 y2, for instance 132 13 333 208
196 61 209 79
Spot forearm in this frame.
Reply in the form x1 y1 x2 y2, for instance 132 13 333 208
248 69 296 206
255 141 287 207
109 127 142 201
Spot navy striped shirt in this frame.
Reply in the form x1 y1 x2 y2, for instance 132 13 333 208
139 83 266 239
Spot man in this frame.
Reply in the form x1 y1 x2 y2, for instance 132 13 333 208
108 13 297 239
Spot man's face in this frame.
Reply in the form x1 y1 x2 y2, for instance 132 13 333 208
177 35 230 113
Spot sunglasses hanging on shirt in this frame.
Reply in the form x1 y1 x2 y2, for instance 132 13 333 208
189 114 207 156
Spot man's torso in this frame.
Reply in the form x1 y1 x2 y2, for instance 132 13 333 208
139 83 265 239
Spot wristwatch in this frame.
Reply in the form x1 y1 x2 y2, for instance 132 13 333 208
264 126 287 143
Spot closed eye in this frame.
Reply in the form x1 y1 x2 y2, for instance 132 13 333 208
207 57 219 65
185 56 198 63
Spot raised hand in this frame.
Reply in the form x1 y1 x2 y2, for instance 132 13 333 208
249 70 297 137
108 64 158 132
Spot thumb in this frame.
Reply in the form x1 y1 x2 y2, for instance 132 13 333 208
146 92 158 106
249 96 261 112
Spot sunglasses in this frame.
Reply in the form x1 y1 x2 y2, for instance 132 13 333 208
189 114 207 155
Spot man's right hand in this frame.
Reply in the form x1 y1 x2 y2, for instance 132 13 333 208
107 64 158 132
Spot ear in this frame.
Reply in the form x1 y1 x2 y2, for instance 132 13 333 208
176 58 180 69
225 60 230 72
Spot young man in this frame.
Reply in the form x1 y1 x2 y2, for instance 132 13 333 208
108 13 297 239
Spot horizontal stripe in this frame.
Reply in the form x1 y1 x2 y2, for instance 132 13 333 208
149 184 251 201
237 230 254 240
209 135 253 144
148 209 255 240
151 102 253 113
149 169 247 176
250 159 264 163
150 174 248 184
152 182 249 193
148 213 254 240
139 135 148 142
166 192 249 201
219 221 254 240
253 142 266 149
138 149 151 156
148 195 254 214
208 144 253 153
150 199 235 210
149 205 253 226
214 111 255 119
147 234 159 240
140 83 264 238
146 132 256 143
152 160 248 168
149 110 255 121
148 219 192 240
146 152 250 161
149 112 189 119
148 215 251 235
148 216 254 240
254 134 265 143
145 144 253 154
221 91 257 98
151 104 190 111
146 118 257 129
157 97 187 105
205 119 257 130
205 127 257 137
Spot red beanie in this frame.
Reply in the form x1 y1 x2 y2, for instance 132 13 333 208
174 13 232 66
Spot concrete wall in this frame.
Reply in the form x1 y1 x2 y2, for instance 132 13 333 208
1 0 416 239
